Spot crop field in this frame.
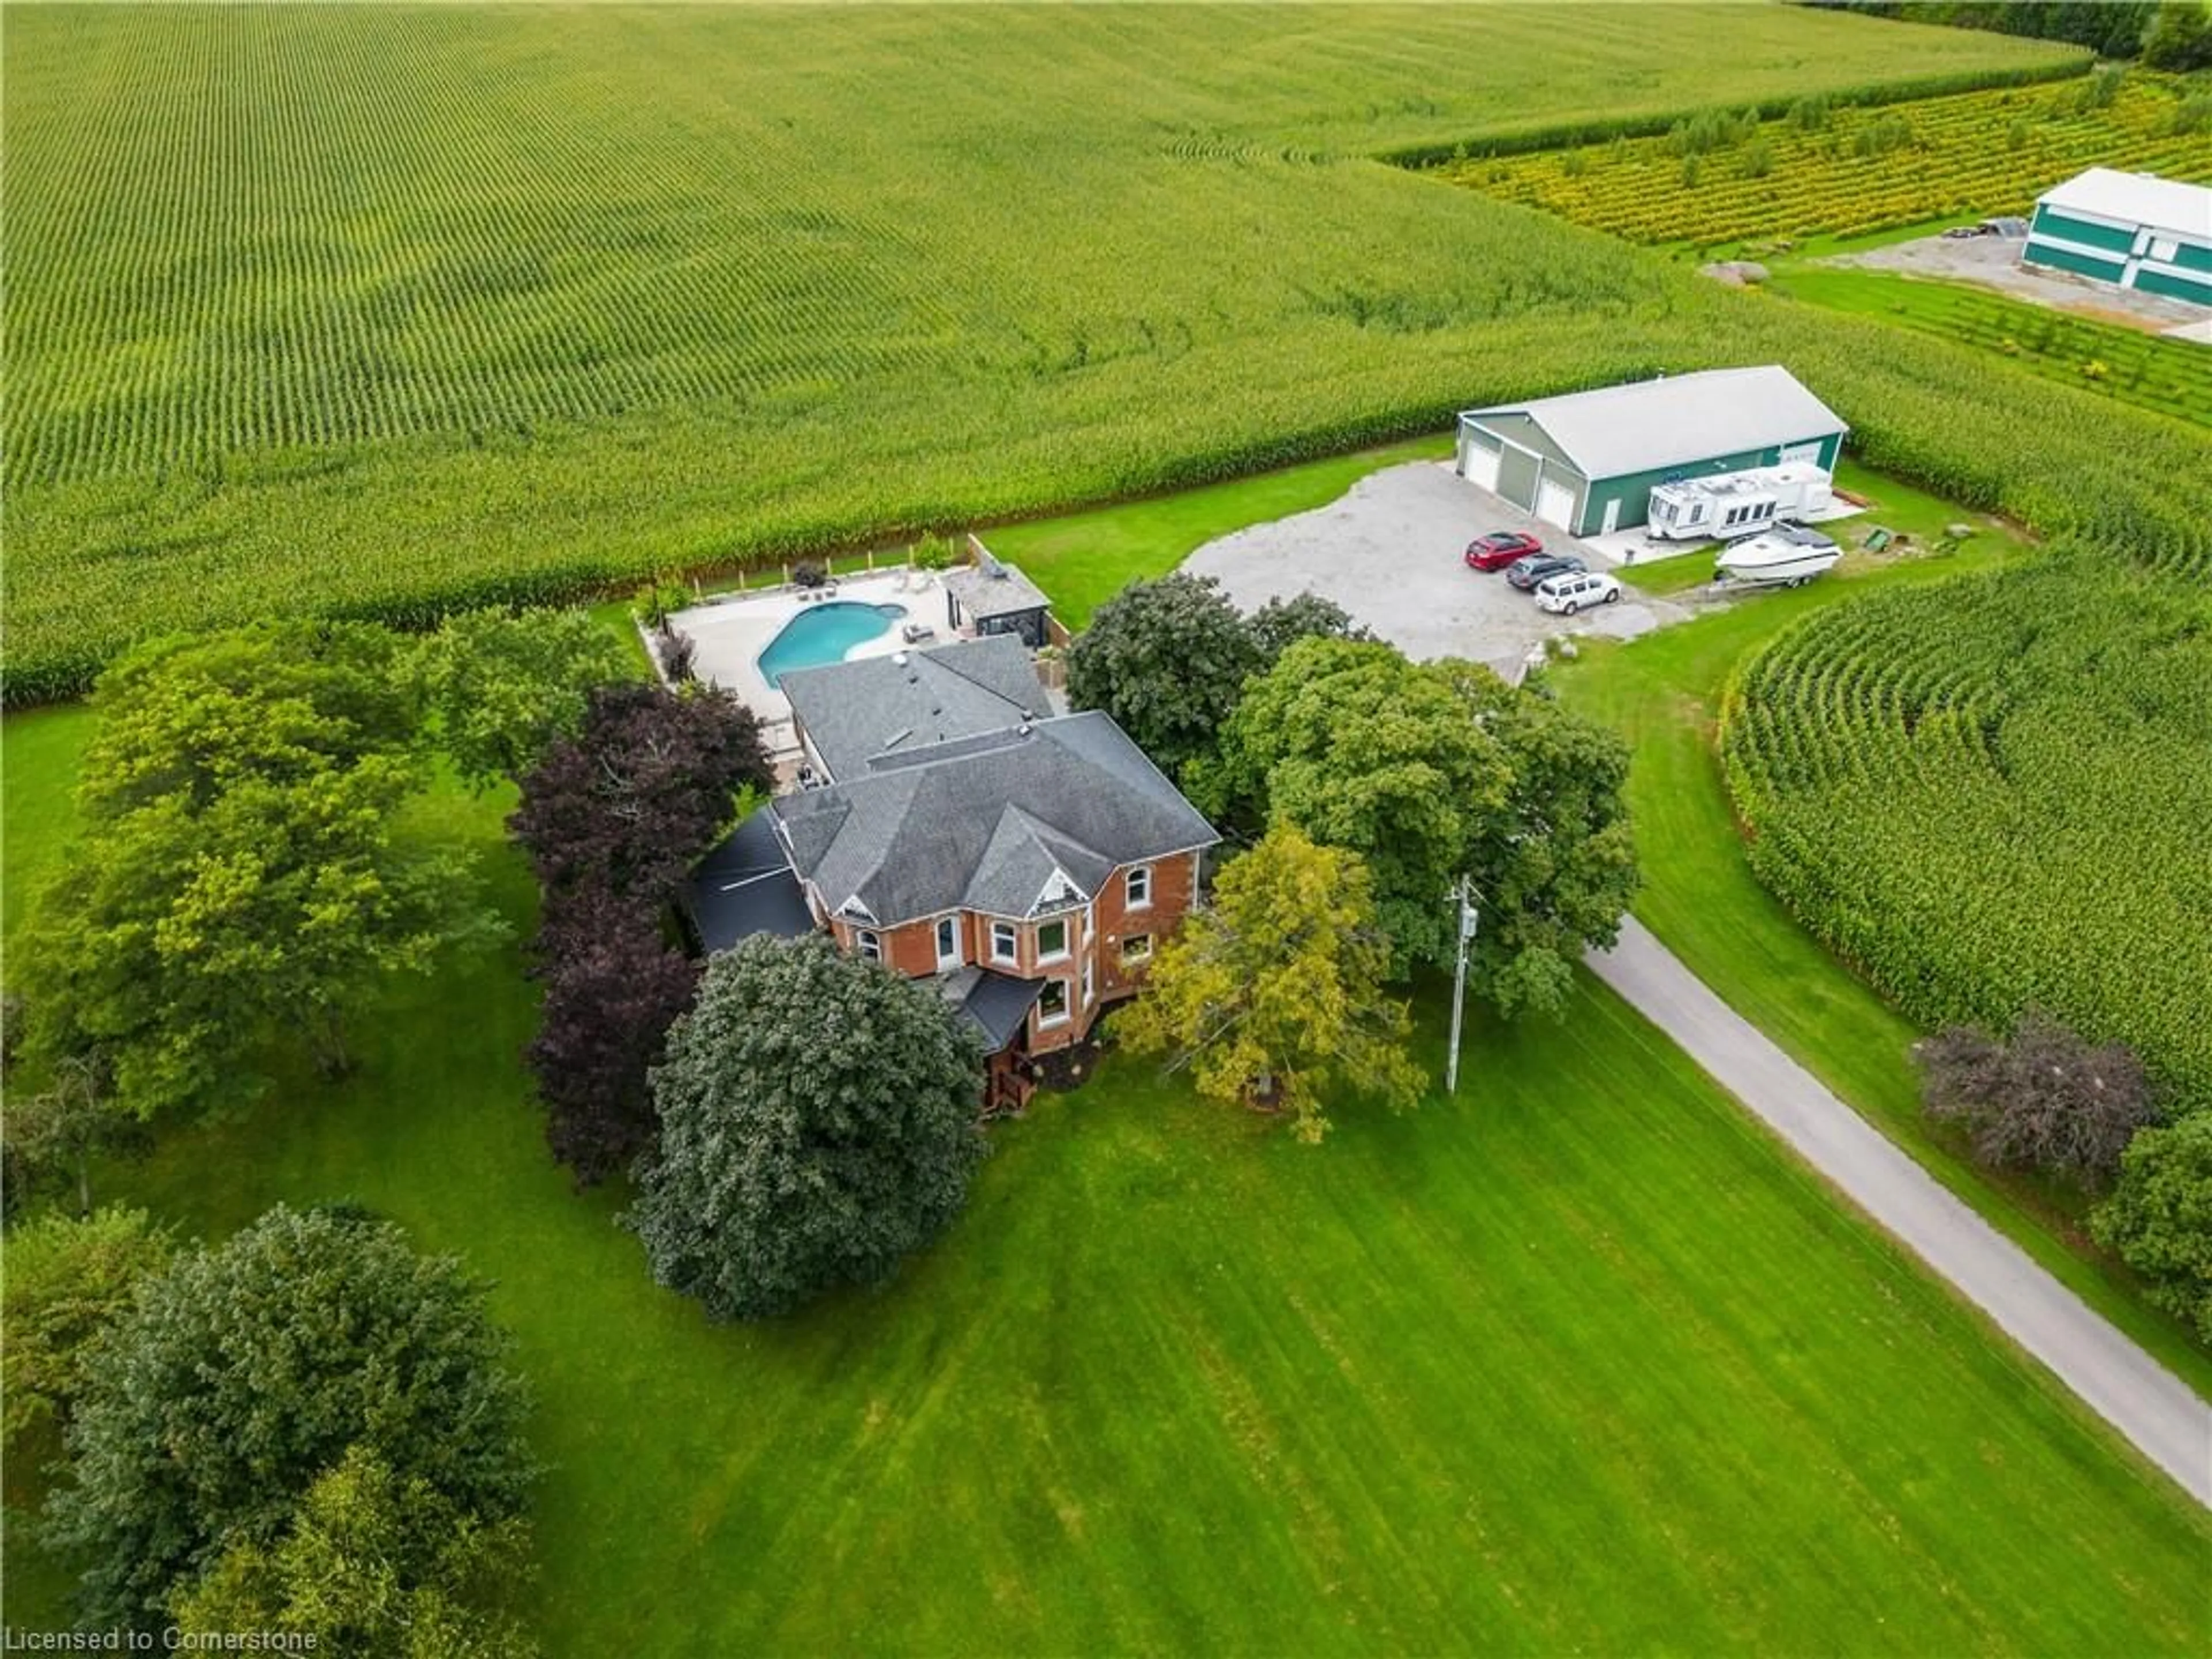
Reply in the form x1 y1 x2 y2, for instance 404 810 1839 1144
1438 74 2211 250
1774 271 2212 429
0 5 2084 701
1723 559 2212 1115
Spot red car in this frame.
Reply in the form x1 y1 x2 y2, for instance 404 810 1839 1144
1464 531 1544 571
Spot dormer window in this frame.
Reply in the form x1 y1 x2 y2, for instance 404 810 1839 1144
1036 918 1070 963
1126 864 1152 910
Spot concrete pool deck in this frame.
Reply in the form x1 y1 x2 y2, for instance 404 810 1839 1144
667 569 952 759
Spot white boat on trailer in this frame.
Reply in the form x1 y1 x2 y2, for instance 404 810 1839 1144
1715 524 1841 588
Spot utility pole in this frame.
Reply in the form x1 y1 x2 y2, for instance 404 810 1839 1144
1445 878 1478 1096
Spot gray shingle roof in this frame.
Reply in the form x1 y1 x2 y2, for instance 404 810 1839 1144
938 967 1044 1052
1464 366 1846 482
772 711 1217 926
945 557 1051 621
780 635 1049 781
679 809 816 952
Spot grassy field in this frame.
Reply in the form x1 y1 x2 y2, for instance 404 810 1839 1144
1771 270 2212 428
0 5 2084 698
1441 71 2211 251
5 706 2208 1653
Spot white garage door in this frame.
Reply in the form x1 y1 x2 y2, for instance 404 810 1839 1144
1460 435 1502 491
1535 475 1578 531
1779 440 1824 464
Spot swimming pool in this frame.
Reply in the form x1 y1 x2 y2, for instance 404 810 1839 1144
757 601 910 688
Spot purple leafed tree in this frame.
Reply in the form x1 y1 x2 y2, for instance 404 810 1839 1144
508 683 774 906
509 683 771 1184
526 893 701 1187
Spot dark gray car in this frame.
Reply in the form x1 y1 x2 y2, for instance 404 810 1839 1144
1506 552 1587 592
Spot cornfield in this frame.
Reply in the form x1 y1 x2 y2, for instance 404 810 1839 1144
1723 561 2212 1111
0 5 2084 702
1439 76 2212 250
1775 274 2212 430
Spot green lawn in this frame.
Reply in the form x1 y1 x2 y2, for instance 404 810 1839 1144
984 433 1451 629
1550 527 2212 1402
6 679 2210 1652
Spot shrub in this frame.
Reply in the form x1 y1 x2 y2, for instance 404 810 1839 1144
656 624 697 684
911 532 961 571
2092 1112 2212 1341
2072 63 2126 112
1851 111 1915 158
1915 1012 2158 1188
1 1206 173 1464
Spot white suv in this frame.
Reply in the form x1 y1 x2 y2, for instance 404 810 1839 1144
1533 570 1622 615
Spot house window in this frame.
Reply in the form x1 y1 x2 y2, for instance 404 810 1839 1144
1126 864 1152 910
935 916 960 971
1037 979 1071 1027
1036 918 1070 963
1121 933 1154 967
991 921 1017 964
857 929 881 962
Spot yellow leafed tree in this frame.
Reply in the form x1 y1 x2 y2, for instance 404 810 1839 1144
1121 824 1427 1143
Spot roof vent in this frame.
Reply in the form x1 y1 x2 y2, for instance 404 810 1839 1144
1018 720 1033 737
891 650 908 667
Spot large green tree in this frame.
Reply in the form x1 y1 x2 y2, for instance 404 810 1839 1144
1120 824 1425 1143
2141 1 2212 69
628 934 987 1320
414 605 637 793
1065 575 1368 785
1 1206 173 1467
2092 1113 2212 1341
14 627 491 1120
1198 638 1636 1014
1066 573 1262 783
172 1445 536 1659
46 1205 536 1629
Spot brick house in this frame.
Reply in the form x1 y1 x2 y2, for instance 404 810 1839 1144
680 639 1218 1113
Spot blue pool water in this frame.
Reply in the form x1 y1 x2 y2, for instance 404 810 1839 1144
757 601 910 688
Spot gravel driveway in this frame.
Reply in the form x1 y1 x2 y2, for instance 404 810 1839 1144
1181 461 1685 682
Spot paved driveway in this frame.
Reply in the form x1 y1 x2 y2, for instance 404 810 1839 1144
1591 917 2212 1508
1181 461 1684 681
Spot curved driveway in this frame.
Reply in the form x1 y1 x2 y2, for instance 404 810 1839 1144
1589 916 2212 1508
